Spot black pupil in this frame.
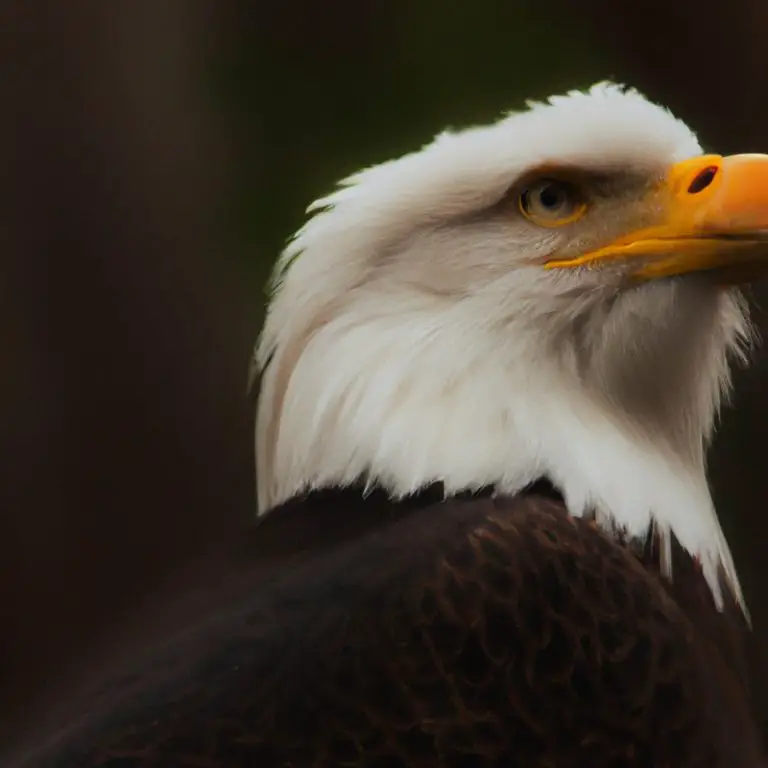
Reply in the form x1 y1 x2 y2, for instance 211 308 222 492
539 183 565 210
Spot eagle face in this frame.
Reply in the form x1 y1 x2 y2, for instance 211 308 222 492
255 83 768 614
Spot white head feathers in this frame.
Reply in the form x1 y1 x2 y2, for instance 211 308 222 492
253 82 753 615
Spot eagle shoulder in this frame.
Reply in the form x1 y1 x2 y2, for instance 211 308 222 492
14 492 764 767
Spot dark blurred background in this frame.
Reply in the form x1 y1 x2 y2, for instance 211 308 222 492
1 0 767 753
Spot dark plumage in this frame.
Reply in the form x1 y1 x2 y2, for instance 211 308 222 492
16 487 762 766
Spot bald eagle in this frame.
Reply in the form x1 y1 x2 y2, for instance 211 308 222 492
19 84 768 767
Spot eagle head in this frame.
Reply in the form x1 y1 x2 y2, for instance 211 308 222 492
254 83 768 614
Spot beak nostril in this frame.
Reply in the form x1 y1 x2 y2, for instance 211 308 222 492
687 166 719 195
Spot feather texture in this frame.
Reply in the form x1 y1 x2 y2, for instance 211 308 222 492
16 489 763 767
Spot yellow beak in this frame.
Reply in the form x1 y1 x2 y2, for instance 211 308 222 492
545 153 768 283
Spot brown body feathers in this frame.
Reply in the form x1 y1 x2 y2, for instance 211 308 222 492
14 488 764 767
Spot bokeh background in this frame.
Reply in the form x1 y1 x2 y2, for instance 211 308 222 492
2 0 767 754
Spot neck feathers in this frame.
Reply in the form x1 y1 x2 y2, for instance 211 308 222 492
255 278 752 617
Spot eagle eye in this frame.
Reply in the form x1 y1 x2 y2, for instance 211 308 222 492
519 178 587 227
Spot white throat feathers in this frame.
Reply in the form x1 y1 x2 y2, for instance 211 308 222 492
253 83 754 617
